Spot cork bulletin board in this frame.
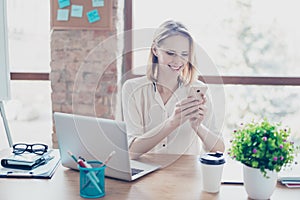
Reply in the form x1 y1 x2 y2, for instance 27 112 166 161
51 0 113 30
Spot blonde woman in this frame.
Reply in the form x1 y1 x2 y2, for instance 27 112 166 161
122 20 224 159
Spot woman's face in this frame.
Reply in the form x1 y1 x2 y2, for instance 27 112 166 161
155 35 190 76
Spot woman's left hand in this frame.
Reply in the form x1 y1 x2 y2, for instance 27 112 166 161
190 94 207 131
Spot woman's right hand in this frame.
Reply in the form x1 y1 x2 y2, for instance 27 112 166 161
168 97 202 128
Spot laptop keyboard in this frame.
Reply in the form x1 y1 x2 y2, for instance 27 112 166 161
131 168 144 176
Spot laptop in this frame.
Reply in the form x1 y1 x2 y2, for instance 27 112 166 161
54 112 160 181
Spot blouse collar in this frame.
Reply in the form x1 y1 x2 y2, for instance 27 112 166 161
152 80 183 93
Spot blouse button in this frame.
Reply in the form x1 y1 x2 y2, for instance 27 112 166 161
162 144 166 147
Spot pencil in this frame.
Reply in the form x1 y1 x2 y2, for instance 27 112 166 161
67 151 78 162
100 151 116 167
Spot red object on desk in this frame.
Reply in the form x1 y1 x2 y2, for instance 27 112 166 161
77 159 87 168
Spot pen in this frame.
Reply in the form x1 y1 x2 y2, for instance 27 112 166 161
67 151 103 194
68 151 100 183
77 158 102 193
67 151 78 163
80 159 100 183
77 158 88 168
79 156 85 161
100 151 116 167
67 151 100 182
85 172 103 194
67 151 92 171
6 171 34 177
68 152 100 183
81 151 115 190
81 152 115 192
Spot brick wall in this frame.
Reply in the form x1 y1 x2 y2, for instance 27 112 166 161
50 0 122 148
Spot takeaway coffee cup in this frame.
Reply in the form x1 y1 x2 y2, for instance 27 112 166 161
199 151 225 193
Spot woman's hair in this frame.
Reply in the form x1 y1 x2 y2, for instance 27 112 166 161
146 20 198 85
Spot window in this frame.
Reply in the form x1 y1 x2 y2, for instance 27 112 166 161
126 0 300 147
0 81 52 147
131 0 300 76
7 0 50 72
0 0 51 147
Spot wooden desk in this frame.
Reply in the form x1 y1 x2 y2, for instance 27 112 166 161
0 154 299 200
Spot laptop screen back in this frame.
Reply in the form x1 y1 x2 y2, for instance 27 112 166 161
54 112 132 179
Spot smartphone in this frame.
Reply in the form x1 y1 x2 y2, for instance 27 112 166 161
188 84 208 101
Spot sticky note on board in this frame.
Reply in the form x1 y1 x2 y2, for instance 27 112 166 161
92 0 105 7
57 9 69 21
58 0 70 9
71 5 83 18
86 9 101 23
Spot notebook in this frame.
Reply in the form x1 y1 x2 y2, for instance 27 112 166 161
0 149 60 179
278 154 300 187
1 149 54 170
54 112 160 181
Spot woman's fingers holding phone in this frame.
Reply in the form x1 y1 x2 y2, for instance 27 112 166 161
171 97 202 125
189 104 207 130
184 103 206 118
170 96 208 127
175 96 199 107
201 94 207 104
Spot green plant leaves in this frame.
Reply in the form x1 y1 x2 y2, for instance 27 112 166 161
228 118 296 177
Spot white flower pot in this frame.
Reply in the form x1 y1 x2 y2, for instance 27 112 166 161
243 164 277 200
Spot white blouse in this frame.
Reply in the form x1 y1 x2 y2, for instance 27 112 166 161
121 76 219 155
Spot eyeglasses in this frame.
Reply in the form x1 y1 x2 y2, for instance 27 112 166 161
12 143 48 155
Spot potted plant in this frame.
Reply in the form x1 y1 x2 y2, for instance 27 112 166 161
228 118 297 200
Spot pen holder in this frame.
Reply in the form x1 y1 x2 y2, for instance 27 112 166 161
79 161 106 198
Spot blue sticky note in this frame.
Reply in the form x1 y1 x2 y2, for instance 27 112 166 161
86 9 101 23
57 9 69 21
92 0 105 7
58 0 70 9
71 5 83 18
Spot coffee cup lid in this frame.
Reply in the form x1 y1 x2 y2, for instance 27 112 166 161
199 151 225 165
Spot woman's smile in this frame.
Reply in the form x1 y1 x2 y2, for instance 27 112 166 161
168 64 183 72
